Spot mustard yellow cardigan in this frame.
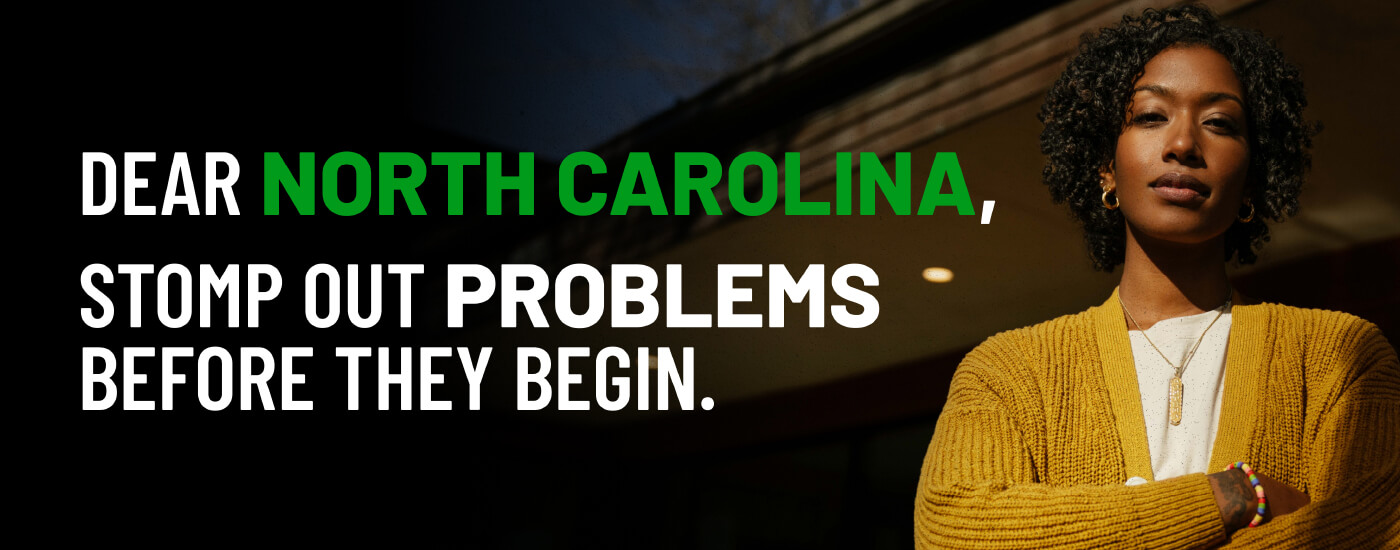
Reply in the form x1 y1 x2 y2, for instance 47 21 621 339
915 288 1400 549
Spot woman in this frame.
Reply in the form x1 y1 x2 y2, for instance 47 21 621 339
913 5 1398 549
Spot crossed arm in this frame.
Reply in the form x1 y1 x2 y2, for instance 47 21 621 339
914 326 1399 549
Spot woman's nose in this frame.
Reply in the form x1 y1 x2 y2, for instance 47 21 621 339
1162 120 1204 166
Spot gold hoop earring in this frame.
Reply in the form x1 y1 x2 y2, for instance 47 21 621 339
1101 183 1119 210
1238 199 1255 223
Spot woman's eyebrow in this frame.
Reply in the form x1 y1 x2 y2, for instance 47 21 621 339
1203 91 1246 108
1131 85 1245 108
1131 84 1174 97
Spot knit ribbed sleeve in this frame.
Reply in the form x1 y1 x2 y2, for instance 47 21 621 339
914 336 1228 549
1222 321 1400 549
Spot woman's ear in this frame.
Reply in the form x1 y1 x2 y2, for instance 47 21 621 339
1099 162 1116 191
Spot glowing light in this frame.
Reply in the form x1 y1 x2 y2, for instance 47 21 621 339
922 267 954 283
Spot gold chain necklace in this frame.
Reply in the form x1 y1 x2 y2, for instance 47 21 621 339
1120 296 1230 426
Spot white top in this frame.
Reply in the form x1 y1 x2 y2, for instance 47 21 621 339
1127 304 1232 481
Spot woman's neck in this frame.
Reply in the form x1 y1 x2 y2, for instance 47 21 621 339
1118 228 1232 331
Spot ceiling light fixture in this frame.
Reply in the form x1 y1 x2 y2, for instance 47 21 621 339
922 267 953 283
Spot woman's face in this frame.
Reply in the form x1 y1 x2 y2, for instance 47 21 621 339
1104 46 1250 246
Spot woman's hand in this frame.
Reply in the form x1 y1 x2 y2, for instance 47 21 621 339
1208 469 1311 534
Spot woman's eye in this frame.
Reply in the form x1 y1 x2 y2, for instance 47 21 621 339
1206 118 1239 133
1131 112 1166 125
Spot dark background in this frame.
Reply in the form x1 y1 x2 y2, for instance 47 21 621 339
61 4 957 547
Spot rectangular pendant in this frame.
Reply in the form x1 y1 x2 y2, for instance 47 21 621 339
1168 376 1184 426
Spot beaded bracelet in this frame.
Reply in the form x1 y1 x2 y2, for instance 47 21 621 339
1226 461 1267 528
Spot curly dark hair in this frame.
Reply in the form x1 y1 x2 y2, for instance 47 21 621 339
1038 4 1318 271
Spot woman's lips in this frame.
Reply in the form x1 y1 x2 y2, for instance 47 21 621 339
1150 173 1209 205
1152 185 1205 203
